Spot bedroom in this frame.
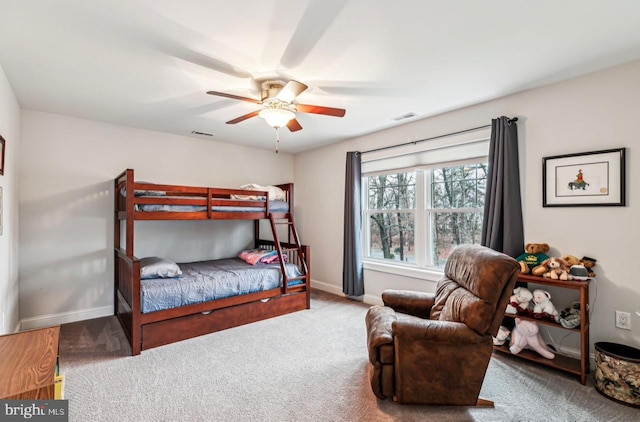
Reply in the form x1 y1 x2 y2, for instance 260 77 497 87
1 1 640 420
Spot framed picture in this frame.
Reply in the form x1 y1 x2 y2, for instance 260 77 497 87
543 148 625 207
0 134 5 176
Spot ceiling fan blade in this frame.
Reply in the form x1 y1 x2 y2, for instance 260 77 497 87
296 104 346 117
280 0 347 68
277 80 308 103
207 91 261 104
176 49 253 79
286 118 303 132
226 111 260 124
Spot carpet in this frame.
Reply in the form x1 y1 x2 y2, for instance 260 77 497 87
59 290 637 421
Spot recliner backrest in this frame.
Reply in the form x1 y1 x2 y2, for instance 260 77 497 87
429 244 519 336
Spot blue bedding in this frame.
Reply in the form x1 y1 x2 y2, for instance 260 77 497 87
141 258 302 313
135 197 289 213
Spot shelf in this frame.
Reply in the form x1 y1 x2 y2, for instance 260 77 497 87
493 344 582 376
503 312 582 332
517 274 590 290
502 274 590 385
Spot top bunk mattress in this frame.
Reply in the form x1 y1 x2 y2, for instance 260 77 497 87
141 258 302 313
135 196 289 213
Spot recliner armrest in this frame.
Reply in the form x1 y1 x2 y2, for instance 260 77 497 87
392 318 486 344
365 305 397 364
382 289 435 319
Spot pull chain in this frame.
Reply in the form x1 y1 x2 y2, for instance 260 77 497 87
275 127 280 154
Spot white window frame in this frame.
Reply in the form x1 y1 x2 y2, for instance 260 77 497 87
362 157 488 280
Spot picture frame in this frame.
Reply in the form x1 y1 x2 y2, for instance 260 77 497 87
0 134 5 176
542 148 625 207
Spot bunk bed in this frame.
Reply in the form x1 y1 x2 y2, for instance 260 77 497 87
114 169 311 355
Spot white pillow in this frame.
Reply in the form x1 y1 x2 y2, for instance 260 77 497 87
239 184 286 201
140 257 182 279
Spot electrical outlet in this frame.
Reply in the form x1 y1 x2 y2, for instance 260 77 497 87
615 311 631 330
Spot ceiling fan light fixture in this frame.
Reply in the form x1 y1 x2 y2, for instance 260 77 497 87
259 108 295 128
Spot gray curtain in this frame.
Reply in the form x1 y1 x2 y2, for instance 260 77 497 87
481 117 524 258
343 151 364 297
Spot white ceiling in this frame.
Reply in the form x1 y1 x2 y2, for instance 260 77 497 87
2 0 640 153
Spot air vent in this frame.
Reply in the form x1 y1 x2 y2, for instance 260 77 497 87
191 130 214 137
392 112 417 122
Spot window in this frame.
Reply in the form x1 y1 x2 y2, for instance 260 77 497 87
366 172 416 263
363 159 487 270
429 162 487 266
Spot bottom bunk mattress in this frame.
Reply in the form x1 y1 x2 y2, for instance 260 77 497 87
141 258 303 313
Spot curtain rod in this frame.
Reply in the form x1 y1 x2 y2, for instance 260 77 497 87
361 118 518 154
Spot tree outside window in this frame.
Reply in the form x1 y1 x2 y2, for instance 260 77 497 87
367 172 415 263
364 161 486 268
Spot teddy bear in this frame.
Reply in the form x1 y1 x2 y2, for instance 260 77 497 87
506 286 533 315
516 243 550 274
541 257 573 280
532 289 560 322
509 318 555 359
562 254 581 267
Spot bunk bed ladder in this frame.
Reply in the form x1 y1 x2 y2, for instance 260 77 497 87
268 213 308 292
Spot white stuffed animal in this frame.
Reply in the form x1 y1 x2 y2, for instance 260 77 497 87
506 287 533 314
510 318 555 359
532 289 560 322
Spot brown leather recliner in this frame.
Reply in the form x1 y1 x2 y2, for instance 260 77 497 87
365 244 519 405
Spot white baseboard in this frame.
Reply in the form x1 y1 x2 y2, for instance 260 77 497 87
363 294 383 306
311 280 383 305
555 344 580 360
311 279 344 296
20 305 113 331
554 344 597 369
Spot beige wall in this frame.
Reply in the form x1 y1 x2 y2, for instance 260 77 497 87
9 59 640 354
295 60 640 354
18 111 295 328
0 65 21 334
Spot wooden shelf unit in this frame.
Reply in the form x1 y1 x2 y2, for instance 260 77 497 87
0 326 60 400
493 274 590 384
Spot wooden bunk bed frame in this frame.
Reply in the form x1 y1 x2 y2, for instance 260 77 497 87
114 169 311 355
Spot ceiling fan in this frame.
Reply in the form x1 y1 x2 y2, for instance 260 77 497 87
207 80 346 133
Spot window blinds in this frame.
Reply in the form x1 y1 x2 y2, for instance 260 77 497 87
361 127 490 174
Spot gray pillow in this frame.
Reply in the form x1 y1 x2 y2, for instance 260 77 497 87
140 257 182 279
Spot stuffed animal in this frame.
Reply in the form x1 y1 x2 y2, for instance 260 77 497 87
564 254 596 279
532 289 560 322
531 261 551 277
541 257 573 280
492 325 511 346
506 287 533 315
509 318 555 359
516 243 550 274
562 254 581 267
559 301 581 328
569 264 589 280
580 256 597 278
